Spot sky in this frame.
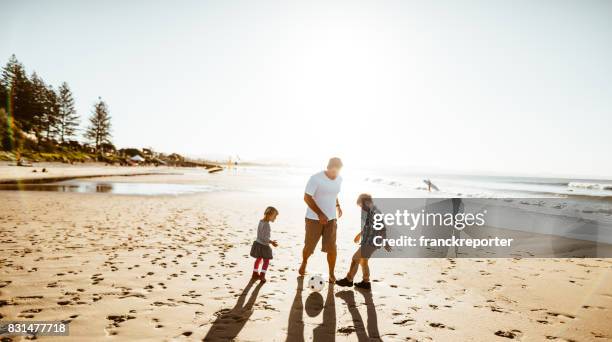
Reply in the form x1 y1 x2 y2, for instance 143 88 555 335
3 0 612 177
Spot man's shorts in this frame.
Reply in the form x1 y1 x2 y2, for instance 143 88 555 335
304 218 337 254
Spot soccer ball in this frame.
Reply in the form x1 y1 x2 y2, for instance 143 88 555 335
307 275 325 292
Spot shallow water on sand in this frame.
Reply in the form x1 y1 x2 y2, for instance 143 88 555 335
0 180 216 195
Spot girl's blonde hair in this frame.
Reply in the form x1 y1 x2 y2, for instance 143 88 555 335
264 206 278 218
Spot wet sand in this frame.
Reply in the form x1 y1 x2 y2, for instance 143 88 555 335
0 170 611 341
0 163 175 184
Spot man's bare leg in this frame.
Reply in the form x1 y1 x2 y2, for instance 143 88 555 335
327 250 337 283
299 247 309 275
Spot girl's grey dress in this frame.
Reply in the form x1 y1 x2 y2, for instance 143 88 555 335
250 220 273 259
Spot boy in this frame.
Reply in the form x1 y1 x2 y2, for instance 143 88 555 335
336 193 388 290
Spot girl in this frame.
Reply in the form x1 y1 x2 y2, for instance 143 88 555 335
250 206 278 282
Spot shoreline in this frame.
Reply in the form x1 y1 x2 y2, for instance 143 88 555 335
0 163 187 185
0 171 182 185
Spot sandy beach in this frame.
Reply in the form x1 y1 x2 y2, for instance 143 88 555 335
0 166 610 341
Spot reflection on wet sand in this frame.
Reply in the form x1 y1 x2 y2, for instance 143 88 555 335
0 181 215 195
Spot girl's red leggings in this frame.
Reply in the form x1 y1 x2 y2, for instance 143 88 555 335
253 258 270 273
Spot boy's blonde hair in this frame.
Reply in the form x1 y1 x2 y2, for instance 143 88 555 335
264 206 278 218
356 193 373 206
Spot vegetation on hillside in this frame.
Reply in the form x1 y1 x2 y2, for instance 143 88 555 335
0 54 205 167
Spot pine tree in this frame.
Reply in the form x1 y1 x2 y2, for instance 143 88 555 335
0 55 21 87
1 55 35 132
43 84 60 140
29 72 59 141
0 69 13 150
85 98 112 152
0 81 7 112
56 82 79 143
29 72 46 140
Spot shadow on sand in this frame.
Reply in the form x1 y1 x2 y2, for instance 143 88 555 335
203 278 264 341
286 276 335 341
336 289 382 341
286 277 382 341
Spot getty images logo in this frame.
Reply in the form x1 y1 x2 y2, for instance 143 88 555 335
372 209 487 231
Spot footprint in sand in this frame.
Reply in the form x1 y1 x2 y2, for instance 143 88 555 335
488 284 503 291
590 331 610 339
429 322 455 330
106 314 136 328
18 308 42 318
546 311 576 321
494 329 522 339
393 317 415 326
545 336 579 341
581 305 605 310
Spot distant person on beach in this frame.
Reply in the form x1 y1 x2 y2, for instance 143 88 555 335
250 206 279 283
299 157 343 283
336 193 388 290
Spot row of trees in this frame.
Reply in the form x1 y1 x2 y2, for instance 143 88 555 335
0 54 112 152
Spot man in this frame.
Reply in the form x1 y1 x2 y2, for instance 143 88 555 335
299 157 343 283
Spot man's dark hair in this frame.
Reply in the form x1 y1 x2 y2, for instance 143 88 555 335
327 157 343 169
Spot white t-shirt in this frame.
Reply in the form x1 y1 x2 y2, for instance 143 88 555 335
304 171 342 220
